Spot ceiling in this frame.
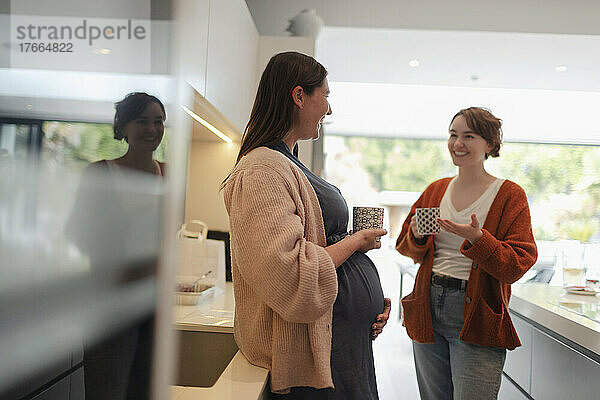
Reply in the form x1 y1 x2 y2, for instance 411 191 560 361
315 27 600 143
316 27 600 92
244 1 600 143
244 1 600 93
245 0 600 37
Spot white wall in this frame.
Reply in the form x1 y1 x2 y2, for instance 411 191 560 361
185 141 239 232
256 36 315 77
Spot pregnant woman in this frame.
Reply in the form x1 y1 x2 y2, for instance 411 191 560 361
223 52 391 399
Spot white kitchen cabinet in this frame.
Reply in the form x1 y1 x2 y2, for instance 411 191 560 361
531 329 600 400
503 314 533 393
175 0 210 96
499 375 530 400
30 375 70 400
69 366 85 400
503 310 600 400
205 0 259 133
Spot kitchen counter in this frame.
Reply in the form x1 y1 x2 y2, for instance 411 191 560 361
509 283 600 356
171 282 600 399
503 283 600 399
172 282 269 400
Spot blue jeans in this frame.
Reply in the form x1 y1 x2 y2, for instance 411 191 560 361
412 283 506 400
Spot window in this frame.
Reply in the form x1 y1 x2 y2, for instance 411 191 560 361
325 135 600 242
0 120 42 161
324 135 600 281
1 119 169 171
41 121 168 170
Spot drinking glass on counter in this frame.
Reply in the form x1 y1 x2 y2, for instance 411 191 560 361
581 243 600 290
558 241 586 287
562 266 585 287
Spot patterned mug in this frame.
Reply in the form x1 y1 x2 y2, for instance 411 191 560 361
415 207 441 235
352 206 384 234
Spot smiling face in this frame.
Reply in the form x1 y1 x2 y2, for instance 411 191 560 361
123 102 165 152
297 77 332 140
448 115 492 167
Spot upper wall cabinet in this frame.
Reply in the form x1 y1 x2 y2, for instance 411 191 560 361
175 0 258 135
175 0 210 96
205 0 259 133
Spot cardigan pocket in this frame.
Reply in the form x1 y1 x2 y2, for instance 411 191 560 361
467 296 508 347
400 293 427 340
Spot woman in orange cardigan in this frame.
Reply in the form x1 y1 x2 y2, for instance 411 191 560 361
396 107 537 400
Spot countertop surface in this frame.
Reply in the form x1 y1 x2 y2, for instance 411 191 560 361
172 282 269 400
174 283 235 333
509 283 600 354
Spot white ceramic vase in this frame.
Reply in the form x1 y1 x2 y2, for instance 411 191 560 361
286 9 324 38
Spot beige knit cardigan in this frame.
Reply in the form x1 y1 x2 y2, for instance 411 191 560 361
223 146 338 394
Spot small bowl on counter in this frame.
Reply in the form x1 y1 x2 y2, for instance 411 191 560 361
175 281 214 305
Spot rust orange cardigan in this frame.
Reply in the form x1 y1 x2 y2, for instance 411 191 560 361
396 178 537 350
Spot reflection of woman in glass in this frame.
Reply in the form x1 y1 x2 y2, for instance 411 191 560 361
67 92 166 400
109 92 166 175
223 52 391 399
396 107 537 400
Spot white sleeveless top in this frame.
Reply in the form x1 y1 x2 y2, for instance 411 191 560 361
432 177 505 280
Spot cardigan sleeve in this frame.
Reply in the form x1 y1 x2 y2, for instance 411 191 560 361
460 185 538 284
395 191 434 264
225 165 338 323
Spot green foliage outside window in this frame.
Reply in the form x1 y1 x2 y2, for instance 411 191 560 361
42 121 168 171
343 137 454 192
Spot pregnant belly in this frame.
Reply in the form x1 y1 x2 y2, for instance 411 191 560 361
333 252 385 328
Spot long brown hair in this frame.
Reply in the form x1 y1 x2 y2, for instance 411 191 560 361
235 52 327 164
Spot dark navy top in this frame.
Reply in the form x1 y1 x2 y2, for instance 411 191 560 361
269 142 383 400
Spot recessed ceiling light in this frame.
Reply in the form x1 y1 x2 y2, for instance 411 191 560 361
92 48 111 55
25 104 33 110
555 65 568 72
408 59 420 68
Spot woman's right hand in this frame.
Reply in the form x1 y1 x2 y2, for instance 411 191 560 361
325 228 387 268
410 215 425 240
351 228 387 252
